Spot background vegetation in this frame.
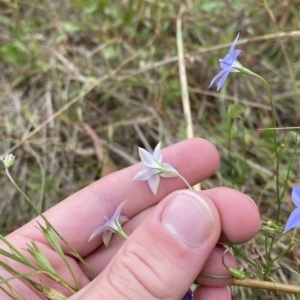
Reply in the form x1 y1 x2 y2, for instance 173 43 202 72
1 0 300 298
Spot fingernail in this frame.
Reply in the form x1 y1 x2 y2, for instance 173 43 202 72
161 191 214 247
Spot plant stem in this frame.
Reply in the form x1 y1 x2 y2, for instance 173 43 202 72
117 229 128 240
238 67 280 271
177 173 193 190
232 279 300 294
4 167 81 289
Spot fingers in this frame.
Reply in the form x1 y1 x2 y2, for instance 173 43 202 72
202 187 260 243
194 286 231 300
80 187 260 283
69 190 222 299
196 245 236 287
11 138 219 256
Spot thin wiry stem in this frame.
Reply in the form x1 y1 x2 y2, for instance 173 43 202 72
177 173 193 190
4 167 82 289
232 279 300 294
236 67 280 271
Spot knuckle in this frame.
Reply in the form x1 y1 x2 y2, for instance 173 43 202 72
108 241 171 299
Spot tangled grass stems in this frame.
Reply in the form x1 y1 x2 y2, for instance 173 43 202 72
1 162 96 297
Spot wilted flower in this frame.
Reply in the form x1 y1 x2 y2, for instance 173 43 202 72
209 33 243 91
89 200 129 246
133 142 179 195
284 186 300 233
2 153 15 168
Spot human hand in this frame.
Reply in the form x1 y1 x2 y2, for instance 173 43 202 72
2 138 260 299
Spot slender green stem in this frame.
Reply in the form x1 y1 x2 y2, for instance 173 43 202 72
239 68 279 212
118 231 128 240
5 167 41 215
117 229 128 240
239 118 247 190
160 167 193 190
238 67 280 270
232 278 300 294
200 273 232 279
4 167 81 290
227 110 233 189
219 238 257 269
177 173 193 190
278 133 299 200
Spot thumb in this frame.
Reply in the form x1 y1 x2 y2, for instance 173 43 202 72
72 190 221 299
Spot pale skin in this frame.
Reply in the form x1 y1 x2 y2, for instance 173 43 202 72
1 138 260 299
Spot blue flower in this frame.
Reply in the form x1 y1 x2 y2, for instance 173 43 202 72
181 289 193 300
133 142 179 195
284 186 300 233
88 200 129 246
209 34 242 91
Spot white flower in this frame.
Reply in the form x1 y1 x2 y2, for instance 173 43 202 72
133 142 178 195
88 200 129 246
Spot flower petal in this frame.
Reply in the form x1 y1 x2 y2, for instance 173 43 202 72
220 53 233 69
102 230 113 247
209 33 242 91
232 49 241 61
148 174 160 195
119 215 129 225
138 147 156 167
181 289 193 300
153 142 162 163
106 219 119 232
284 208 300 233
160 162 178 177
217 70 230 91
113 200 128 219
292 186 300 207
133 166 159 180
88 225 108 242
161 162 178 172
209 69 228 88
229 33 240 57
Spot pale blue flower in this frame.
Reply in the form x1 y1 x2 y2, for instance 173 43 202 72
133 142 178 195
181 289 193 300
209 33 242 91
89 200 129 246
284 186 300 233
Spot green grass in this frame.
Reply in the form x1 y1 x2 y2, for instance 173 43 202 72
1 0 300 298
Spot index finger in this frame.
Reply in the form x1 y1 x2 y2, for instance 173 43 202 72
11 138 219 256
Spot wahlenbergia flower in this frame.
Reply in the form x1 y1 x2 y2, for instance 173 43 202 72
133 142 179 195
88 200 129 246
181 289 193 300
284 186 300 233
209 33 243 91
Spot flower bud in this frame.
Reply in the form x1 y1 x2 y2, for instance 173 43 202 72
27 241 56 274
2 154 15 168
228 267 246 280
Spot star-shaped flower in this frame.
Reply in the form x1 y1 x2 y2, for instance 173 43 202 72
284 186 300 233
133 142 179 195
89 200 129 246
209 33 242 91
